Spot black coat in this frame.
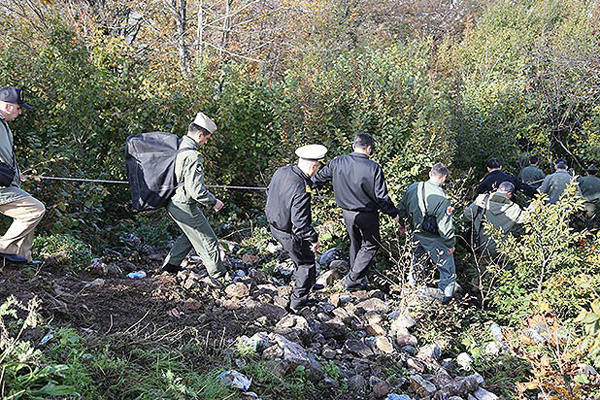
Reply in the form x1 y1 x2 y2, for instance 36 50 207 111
476 170 535 198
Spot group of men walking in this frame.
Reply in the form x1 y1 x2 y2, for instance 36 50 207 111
3 95 599 314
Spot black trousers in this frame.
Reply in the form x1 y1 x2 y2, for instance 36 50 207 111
342 210 380 288
270 226 316 308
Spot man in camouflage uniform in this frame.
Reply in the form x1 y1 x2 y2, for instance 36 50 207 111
518 156 545 190
398 163 456 304
577 165 600 221
463 181 527 256
162 112 227 279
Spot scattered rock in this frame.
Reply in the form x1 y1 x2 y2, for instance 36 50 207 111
396 328 418 347
321 346 336 360
372 380 391 398
390 311 417 332
320 319 347 339
417 344 442 361
484 342 500 355
225 282 250 298
272 334 312 366
316 269 341 287
182 298 202 311
374 336 394 354
83 278 105 289
409 374 437 397
356 298 389 314
402 345 418 356
457 352 474 370
469 387 499 400
367 322 386 336
262 344 284 359
344 339 374 358
348 374 368 391
406 357 425 373
241 254 259 265
329 259 349 272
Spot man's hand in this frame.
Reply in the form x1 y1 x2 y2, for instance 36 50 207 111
213 199 224 212
394 215 400 223
311 242 320 253
448 247 455 255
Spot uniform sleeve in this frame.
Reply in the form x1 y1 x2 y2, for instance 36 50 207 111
397 190 409 222
374 166 398 217
513 176 535 198
463 202 478 223
539 176 551 194
436 198 455 248
185 153 217 207
290 188 318 243
312 161 333 188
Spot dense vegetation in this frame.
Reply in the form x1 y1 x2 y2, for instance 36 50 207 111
1 0 600 398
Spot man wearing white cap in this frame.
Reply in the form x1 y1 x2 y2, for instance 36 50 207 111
0 87 45 264
162 112 227 279
266 144 327 312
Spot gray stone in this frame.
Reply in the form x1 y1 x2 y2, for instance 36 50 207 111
321 346 336 360
409 374 437 397
402 345 418 356
374 336 394 354
356 298 389 314
457 352 474 370
471 387 499 400
329 259 349 272
390 311 417 332
320 319 347 339
248 303 287 323
262 344 284 359
272 334 310 365
432 369 453 387
406 358 425 373
316 269 341 287
320 376 340 388
396 328 418 347
348 375 368 391
372 380 391 398
344 339 374 358
225 282 250 298
417 344 442 361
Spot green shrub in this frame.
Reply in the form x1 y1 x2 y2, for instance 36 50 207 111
33 234 93 267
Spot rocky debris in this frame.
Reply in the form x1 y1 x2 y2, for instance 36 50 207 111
410 374 437 397
356 298 389 314
374 336 394 354
275 314 312 343
390 310 417 332
396 328 418 347
372 380 391 398
329 259 349 272
468 387 499 400
225 282 250 298
83 278 105 289
348 374 368 391
456 352 474 370
417 344 442 361
344 339 374 358
320 319 347 339
316 269 340 287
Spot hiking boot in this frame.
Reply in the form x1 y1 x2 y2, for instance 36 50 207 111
162 263 185 274
286 298 318 314
0 253 27 265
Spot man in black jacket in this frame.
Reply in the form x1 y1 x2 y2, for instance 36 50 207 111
476 158 535 198
266 144 327 312
313 133 398 291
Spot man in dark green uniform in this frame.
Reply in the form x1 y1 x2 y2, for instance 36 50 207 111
398 163 456 304
162 112 228 279
266 144 327 312
577 165 600 220
518 156 545 190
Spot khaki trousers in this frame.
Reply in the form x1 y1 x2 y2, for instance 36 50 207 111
0 196 46 261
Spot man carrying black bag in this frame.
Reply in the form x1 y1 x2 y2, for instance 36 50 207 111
0 87 45 264
397 163 456 304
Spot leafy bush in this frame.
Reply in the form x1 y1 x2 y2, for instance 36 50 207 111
33 234 93 267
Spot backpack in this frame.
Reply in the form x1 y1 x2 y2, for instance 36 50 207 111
125 132 191 211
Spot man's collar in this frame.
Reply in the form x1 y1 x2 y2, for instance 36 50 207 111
182 135 199 149
351 152 369 158
427 178 442 187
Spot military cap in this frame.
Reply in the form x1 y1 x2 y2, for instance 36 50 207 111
295 144 327 161
0 87 32 110
555 158 568 169
193 112 217 134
